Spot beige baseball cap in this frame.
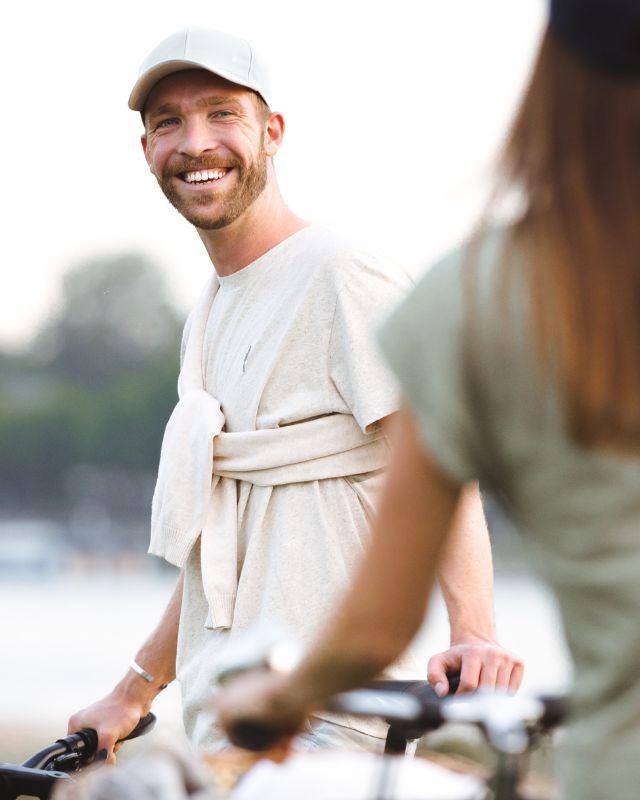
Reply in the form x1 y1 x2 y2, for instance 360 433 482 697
128 26 273 112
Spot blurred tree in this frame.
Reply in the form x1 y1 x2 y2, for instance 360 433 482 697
0 252 184 523
35 252 183 387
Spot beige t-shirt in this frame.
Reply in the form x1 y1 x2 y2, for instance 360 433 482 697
175 225 423 748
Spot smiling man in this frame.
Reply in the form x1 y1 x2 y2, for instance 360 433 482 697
67 27 522 760
142 71 273 233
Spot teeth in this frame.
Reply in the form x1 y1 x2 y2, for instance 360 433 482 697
184 169 227 183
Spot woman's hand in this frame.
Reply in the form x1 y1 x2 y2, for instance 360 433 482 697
215 669 309 751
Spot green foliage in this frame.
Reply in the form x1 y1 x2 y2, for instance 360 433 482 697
0 252 183 511
34 252 183 387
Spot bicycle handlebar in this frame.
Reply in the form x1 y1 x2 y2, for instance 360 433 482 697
226 680 567 753
21 712 157 771
1 713 157 800
120 711 157 743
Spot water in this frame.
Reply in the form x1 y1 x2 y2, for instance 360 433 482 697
0 566 571 758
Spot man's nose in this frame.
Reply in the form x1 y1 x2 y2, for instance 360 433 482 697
178 119 219 158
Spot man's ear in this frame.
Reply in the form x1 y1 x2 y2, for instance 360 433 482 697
141 134 154 173
263 112 285 157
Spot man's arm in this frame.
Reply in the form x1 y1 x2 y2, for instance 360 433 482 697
378 415 522 695
67 570 183 763
431 482 523 695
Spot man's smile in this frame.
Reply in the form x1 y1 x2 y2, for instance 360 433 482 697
182 168 230 185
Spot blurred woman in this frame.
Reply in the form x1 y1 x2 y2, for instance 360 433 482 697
217 1 640 797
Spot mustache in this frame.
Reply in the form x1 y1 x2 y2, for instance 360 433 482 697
164 157 240 177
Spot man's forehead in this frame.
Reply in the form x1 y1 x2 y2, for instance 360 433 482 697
144 68 254 112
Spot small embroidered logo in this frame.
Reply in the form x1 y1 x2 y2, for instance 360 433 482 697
242 345 252 373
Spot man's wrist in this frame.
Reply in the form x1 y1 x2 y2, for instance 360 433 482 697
116 663 170 705
449 626 497 646
129 660 169 691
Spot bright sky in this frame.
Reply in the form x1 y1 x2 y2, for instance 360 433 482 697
1 0 545 349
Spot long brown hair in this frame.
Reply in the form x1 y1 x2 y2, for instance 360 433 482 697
494 26 640 453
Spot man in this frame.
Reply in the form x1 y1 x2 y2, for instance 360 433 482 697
68 26 522 761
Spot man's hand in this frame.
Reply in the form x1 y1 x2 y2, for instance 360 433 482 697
66 574 181 764
215 669 307 751
427 640 524 697
67 691 147 764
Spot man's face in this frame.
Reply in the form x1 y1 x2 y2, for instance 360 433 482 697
141 69 269 230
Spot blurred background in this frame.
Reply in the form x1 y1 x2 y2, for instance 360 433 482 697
1 0 571 764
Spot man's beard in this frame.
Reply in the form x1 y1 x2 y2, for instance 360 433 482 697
159 152 268 230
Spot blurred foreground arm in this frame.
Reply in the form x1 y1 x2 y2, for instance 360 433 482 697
216 405 461 745
67 570 183 763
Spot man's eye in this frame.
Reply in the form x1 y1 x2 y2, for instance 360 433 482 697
213 110 233 119
155 118 178 130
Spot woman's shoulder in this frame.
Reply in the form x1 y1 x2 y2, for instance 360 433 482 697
415 226 514 297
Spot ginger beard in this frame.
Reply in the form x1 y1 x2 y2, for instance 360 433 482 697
158 150 268 230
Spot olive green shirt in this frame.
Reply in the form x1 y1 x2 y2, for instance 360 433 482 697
378 229 640 800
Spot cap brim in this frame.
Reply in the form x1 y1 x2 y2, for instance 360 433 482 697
128 60 268 112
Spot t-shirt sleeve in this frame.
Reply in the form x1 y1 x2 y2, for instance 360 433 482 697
377 250 480 486
328 256 413 433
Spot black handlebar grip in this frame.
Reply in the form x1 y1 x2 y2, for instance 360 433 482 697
539 694 568 730
228 719 289 751
76 712 156 760
119 712 157 742
446 673 461 695
77 728 99 755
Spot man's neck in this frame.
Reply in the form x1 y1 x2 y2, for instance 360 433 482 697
197 188 308 277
